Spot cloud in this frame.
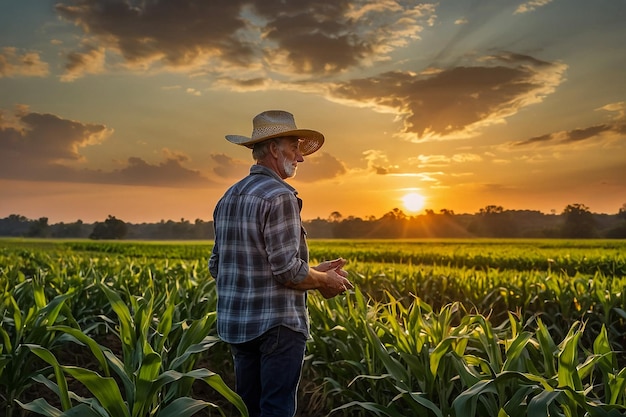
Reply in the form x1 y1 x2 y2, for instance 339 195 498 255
0 47 49 78
292 152 347 182
53 0 435 80
54 0 253 79
106 156 209 186
208 150 346 183
515 0 554 14
210 153 250 179
513 103 626 148
60 44 106 82
363 149 397 175
0 106 111 162
328 52 567 141
0 107 211 187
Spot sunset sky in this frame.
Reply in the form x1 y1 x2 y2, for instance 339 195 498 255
1 0 625 224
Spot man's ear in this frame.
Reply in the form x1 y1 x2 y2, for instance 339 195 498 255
268 139 281 158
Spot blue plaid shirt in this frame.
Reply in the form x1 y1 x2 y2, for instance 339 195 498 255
209 165 310 344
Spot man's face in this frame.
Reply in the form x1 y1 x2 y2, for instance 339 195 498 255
277 137 304 178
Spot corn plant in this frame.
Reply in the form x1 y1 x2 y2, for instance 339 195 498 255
0 272 81 417
17 281 248 417
308 290 626 417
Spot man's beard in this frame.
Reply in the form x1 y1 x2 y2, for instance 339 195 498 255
280 150 297 178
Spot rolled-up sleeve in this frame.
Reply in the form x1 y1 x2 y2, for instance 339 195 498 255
264 193 309 285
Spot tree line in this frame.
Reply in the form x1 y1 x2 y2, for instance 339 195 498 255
1 203 626 240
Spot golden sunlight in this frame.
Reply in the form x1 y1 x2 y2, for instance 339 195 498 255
402 192 425 213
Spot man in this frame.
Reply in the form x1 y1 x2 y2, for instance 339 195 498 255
209 110 354 417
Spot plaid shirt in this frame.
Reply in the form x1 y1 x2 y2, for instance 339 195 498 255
209 165 310 344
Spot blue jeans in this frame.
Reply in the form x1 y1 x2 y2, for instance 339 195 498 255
230 326 307 417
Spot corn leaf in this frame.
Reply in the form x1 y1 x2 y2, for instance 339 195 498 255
25 344 72 411
158 397 219 417
62 366 130 417
15 398 62 417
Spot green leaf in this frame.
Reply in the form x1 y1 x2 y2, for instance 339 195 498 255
400 389 444 417
48 325 110 376
155 300 176 353
502 331 533 372
0 324 12 353
15 398 62 417
102 348 135 404
452 379 495 417
430 337 455 378
535 319 557 377
331 400 405 417
366 325 410 389
35 292 73 328
557 323 583 391
61 404 104 417
527 390 562 417
33 277 47 309
62 366 130 417
132 349 162 417
176 317 214 358
98 283 134 358
169 338 220 371
158 397 217 417
186 368 248 417
25 344 72 410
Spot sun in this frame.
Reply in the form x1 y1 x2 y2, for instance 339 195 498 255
402 192 426 213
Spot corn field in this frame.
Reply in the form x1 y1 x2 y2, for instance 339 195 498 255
1 238 625 417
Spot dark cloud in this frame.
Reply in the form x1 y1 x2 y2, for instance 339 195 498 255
0 107 211 187
56 0 253 70
514 122 625 147
258 0 371 73
0 109 110 161
105 157 209 186
292 151 347 182
329 52 567 140
210 153 249 178
54 0 433 79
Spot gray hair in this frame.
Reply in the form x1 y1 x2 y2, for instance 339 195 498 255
252 139 276 161
252 136 298 161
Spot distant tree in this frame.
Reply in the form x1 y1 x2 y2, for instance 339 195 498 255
27 217 50 237
382 208 406 220
0 214 30 236
480 205 504 215
606 203 626 238
89 215 127 240
328 211 343 222
561 203 596 238
304 217 334 238
469 205 518 237
51 220 86 238
619 203 626 220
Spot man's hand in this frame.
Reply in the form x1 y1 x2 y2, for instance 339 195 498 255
313 258 347 273
314 258 354 299
283 258 354 297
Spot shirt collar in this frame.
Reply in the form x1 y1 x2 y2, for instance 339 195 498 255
249 164 297 194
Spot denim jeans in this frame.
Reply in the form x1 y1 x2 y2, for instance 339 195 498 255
230 326 307 417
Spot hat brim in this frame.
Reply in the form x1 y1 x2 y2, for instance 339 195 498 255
226 129 324 156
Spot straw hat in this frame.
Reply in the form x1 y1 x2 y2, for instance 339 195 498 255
225 110 324 156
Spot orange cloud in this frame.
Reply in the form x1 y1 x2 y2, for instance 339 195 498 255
0 47 49 78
